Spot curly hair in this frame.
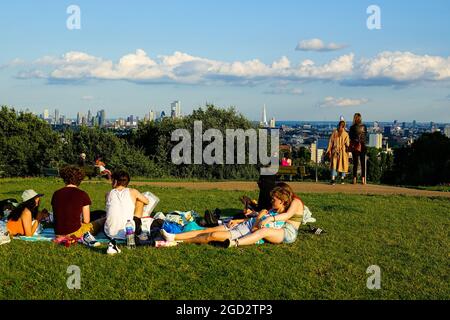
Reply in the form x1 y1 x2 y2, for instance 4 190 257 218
270 186 293 209
60 165 85 186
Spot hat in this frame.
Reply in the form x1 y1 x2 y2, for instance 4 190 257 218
21 190 44 203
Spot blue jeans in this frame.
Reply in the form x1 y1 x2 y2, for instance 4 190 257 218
331 169 346 179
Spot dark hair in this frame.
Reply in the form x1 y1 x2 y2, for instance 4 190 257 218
112 170 130 187
8 198 39 221
353 113 362 126
60 165 85 186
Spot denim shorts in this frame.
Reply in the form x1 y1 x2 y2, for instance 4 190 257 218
283 223 299 244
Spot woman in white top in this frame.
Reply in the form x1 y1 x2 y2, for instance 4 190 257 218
104 170 149 239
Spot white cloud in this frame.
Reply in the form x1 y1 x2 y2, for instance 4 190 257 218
357 51 450 83
8 49 450 87
296 38 348 52
319 96 369 108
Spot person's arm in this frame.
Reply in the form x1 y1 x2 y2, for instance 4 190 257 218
21 209 40 237
261 198 303 227
133 189 150 205
326 132 334 155
227 219 245 228
82 205 90 224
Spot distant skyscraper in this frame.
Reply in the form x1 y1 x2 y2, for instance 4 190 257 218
369 133 383 149
87 110 92 125
260 104 268 127
270 117 276 128
97 109 106 127
160 111 166 119
54 109 60 124
77 112 82 125
149 110 156 122
171 101 181 119
43 109 49 119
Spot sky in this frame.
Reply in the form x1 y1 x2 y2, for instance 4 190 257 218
0 0 449 122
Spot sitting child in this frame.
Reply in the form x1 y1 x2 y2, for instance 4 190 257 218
161 186 291 246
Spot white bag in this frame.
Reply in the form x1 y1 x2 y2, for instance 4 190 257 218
0 221 11 245
302 206 316 225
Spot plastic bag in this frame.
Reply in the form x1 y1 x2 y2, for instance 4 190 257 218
162 221 183 234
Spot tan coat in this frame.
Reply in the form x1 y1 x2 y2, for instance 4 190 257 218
326 130 350 173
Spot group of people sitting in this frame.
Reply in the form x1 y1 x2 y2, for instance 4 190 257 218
3 165 306 253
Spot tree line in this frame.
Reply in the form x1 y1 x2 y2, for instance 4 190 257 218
1 105 448 185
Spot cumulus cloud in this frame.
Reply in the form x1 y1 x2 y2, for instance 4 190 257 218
357 51 450 83
7 49 450 87
296 38 348 52
319 96 369 108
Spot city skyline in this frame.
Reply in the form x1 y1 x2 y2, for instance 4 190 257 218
1 1 450 122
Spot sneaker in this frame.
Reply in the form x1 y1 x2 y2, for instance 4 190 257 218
160 229 176 242
81 232 101 248
106 240 121 255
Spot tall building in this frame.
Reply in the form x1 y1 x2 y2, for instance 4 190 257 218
149 110 156 122
260 104 268 127
97 110 106 127
77 112 82 125
54 109 60 124
170 101 181 119
87 110 92 126
269 117 276 128
369 133 383 149
43 109 49 119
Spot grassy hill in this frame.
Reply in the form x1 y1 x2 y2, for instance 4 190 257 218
0 178 449 300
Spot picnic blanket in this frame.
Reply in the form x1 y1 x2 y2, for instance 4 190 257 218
16 228 124 244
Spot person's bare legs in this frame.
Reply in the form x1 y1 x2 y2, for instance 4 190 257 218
174 225 227 241
134 200 144 218
183 230 231 244
234 228 285 246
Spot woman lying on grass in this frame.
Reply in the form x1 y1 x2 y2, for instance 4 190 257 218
224 182 304 248
161 186 292 245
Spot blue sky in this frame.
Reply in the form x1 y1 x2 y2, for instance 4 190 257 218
1 0 449 122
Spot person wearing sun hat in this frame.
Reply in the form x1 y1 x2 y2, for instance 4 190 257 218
7 190 49 237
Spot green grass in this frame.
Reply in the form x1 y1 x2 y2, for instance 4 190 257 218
0 178 449 300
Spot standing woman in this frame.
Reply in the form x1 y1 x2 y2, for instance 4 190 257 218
349 113 368 185
7 190 49 237
326 121 350 185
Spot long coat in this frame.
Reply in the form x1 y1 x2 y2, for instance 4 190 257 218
326 130 350 173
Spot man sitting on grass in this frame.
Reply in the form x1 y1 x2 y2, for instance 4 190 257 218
104 170 149 243
52 166 105 247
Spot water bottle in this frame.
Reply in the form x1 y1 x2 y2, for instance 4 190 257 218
125 220 136 249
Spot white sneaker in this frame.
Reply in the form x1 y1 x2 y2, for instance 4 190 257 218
160 229 176 242
106 240 121 255
81 232 101 248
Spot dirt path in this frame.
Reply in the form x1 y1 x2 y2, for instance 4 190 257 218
107 181 450 198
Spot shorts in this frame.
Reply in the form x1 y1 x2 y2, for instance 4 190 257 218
58 219 104 238
282 223 299 244
225 219 254 240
